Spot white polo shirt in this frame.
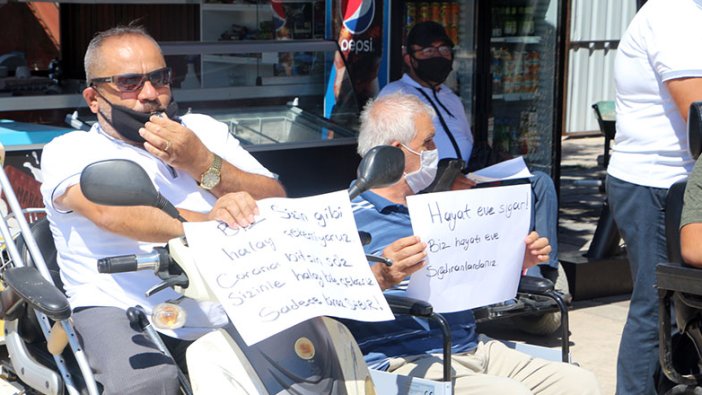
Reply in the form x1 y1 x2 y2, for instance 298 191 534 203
608 0 702 188
379 74 474 162
40 113 276 339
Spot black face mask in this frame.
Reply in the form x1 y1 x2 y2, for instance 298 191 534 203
412 56 453 85
96 93 180 144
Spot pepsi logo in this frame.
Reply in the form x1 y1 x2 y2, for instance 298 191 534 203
271 0 286 32
342 0 375 35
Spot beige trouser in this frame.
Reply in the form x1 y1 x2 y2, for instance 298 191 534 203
387 340 601 395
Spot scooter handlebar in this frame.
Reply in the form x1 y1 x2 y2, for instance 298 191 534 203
97 255 138 273
97 251 162 274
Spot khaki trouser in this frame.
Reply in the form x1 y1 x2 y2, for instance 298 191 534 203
387 340 601 395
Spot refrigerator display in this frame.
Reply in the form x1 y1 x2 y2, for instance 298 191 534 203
391 0 564 178
481 0 563 176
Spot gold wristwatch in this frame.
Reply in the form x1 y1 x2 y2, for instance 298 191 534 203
199 153 222 190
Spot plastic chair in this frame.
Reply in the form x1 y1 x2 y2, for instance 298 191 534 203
592 101 616 168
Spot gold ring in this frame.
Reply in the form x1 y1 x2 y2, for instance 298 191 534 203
164 140 171 152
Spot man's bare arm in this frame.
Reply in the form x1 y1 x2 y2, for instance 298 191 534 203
666 77 702 122
206 157 286 200
681 223 702 267
139 116 287 199
58 184 184 243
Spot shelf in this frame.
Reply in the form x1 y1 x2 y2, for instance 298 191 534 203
492 92 537 101
490 36 541 44
203 54 277 65
454 51 477 60
202 3 272 12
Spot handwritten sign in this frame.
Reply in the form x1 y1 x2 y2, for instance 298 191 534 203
406 184 532 313
466 156 533 184
183 190 393 345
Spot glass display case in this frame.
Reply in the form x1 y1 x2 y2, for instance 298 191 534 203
199 0 325 89
206 105 355 148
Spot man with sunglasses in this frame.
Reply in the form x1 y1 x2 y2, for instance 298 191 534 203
39 25 285 394
378 21 565 335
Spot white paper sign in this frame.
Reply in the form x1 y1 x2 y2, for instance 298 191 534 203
466 156 533 184
406 184 532 313
183 190 393 345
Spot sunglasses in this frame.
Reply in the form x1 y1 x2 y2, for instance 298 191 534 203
411 45 453 58
90 67 172 93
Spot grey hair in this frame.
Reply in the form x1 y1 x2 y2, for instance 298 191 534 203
84 25 161 81
357 92 436 157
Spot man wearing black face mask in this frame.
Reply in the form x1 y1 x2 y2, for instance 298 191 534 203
382 22 474 171
39 25 285 394
379 21 566 336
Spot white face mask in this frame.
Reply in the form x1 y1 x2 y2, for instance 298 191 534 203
402 144 439 193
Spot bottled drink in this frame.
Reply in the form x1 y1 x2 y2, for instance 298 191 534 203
490 47 503 94
431 2 441 23
440 2 450 28
521 6 535 36
406 3 416 32
450 2 460 45
491 7 503 37
418 2 430 22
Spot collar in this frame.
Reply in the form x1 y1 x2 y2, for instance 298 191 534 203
93 122 134 147
92 122 178 177
358 188 408 214
401 73 445 93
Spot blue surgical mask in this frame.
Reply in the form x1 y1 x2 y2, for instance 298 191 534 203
402 144 439 193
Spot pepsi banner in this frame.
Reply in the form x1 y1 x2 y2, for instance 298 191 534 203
331 0 383 110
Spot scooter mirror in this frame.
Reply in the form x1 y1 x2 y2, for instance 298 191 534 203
688 101 702 160
80 159 182 220
349 145 404 200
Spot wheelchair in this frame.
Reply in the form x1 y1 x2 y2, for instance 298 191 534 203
655 102 702 394
425 157 571 363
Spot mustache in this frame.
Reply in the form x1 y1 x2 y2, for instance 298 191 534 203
141 101 165 113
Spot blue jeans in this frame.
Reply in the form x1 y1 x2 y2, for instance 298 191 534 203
607 175 668 395
525 171 560 277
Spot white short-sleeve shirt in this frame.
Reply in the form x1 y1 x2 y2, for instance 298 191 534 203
379 74 474 162
608 0 702 188
40 113 276 339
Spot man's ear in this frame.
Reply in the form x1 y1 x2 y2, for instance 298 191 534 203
389 140 402 148
403 53 413 69
82 87 99 114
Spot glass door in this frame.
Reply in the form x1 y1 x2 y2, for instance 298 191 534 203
477 0 563 176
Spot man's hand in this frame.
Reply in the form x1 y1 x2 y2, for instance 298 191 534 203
522 231 551 271
208 192 259 228
451 176 477 190
372 236 427 290
140 114 210 178
140 114 286 200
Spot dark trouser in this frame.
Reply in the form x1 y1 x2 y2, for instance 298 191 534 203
72 306 186 395
525 171 560 277
607 175 668 395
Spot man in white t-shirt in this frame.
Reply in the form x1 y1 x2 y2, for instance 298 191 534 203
40 26 285 394
379 22 564 334
607 1 702 393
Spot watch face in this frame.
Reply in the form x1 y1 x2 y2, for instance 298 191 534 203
202 170 220 189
